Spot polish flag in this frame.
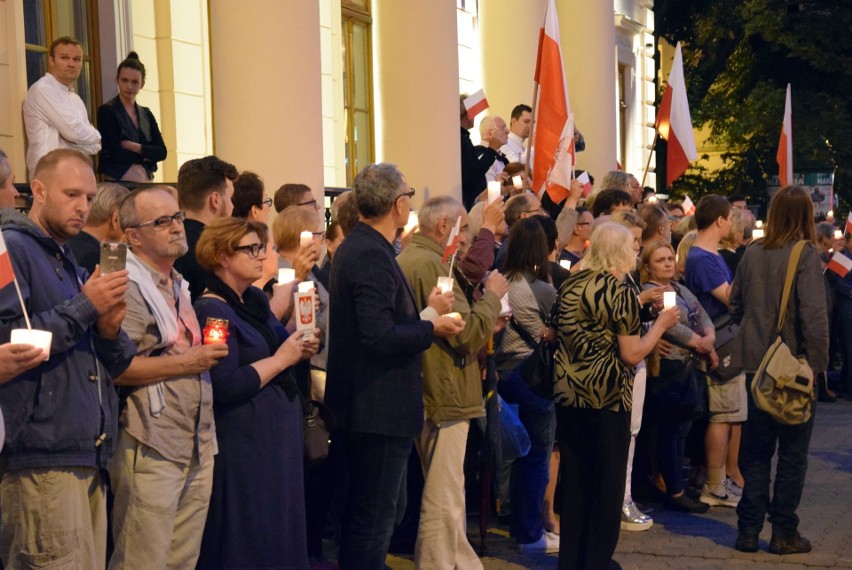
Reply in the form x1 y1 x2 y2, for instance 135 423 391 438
543 114 575 203
827 251 852 278
845 213 852 236
0 231 15 289
532 0 571 200
777 84 793 187
576 170 592 198
463 90 489 120
656 43 698 186
442 216 462 263
681 195 696 216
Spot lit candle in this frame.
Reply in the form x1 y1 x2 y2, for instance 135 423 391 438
559 260 572 270
827 210 835 220
835 229 843 240
445 312 462 319
755 220 764 229
487 180 502 204
648 195 658 204
299 231 313 248
512 175 523 190
278 268 296 284
663 291 677 310
499 294 511 316
404 211 419 235
202 318 229 345
436 276 454 294
297 280 314 293
10 328 52 359
752 228 765 239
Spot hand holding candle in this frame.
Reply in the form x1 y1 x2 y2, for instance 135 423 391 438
487 180 502 205
299 231 313 248
512 175 523 190
203 318 229 344
663 291 677 310
10 329 53 359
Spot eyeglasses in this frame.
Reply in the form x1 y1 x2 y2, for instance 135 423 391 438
262 198 273 208
576 222 591 226
126 211 186 230
396 188 416 202
312 230 326 241
523 207 544 215
234 242 267 258
299 198 321 211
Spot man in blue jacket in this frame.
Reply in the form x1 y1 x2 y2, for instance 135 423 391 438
0 148 135 568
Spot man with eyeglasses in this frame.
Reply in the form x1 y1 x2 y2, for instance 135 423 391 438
174 155 238 302
108 186 227 569
0 149 136 568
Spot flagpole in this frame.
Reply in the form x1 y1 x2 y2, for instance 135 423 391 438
640 131 659 188
12 277 32 330
448 252 457 279
525 81 540 181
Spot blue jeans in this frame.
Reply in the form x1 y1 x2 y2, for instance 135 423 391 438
498 366 555 544
336 432 412 570
736 374 815 536
657 420 692 496
838 297 852 393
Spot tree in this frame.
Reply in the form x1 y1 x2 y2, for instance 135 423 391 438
655 0 852 213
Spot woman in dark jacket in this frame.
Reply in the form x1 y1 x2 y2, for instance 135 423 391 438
97 52 166 181
730 185 828 555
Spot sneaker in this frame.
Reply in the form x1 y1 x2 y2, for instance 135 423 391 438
725 477 743 498
768 531 812 555
620 501 653 531
665 493 710 513
518 531 560 554
700 482 740 508
734 531 759 553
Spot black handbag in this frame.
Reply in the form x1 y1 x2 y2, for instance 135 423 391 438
286 370 336 467
509 317 555 400
645 357 707 424
711 313 741 382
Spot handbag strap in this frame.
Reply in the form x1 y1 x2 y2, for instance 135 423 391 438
776 240 807 333
509 316 540 349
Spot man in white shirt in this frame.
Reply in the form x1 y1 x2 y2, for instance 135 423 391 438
501 104 532 164
23 37 101 179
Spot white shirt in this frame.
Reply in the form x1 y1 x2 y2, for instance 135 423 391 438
23 73 101 178
501 132 529 164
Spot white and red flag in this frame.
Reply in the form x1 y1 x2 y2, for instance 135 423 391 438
543 114 575 203
777 84 793 187
656 43 698 186
827 251 852 278
846 213 852 236
463 90 489 120
681 195 696 216
0 231 15 289
442 216 462 263
576 170 592 198
532 0 572 201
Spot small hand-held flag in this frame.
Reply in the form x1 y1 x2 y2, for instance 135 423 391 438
576 170 592 198
827 251 852 278
777 84 793 187
442 216 462 264
463 90 489 120
656 43 698 186
681 195 696 216
845 212 852 236
0 230 34 330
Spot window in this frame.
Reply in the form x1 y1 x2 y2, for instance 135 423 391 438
342 1 374 185
23 0 100 118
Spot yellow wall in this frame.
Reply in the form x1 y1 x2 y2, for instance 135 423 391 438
0 0 27 178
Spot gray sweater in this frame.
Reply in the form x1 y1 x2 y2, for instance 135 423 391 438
729 240 828 374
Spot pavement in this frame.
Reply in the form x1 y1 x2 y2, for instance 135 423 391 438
386 398 852 569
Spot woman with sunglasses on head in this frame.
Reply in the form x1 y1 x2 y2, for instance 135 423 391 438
194 218 319 569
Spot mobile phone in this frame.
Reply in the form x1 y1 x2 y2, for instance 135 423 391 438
99 242 128 274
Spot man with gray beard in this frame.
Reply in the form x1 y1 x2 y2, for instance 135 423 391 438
108 187 228 569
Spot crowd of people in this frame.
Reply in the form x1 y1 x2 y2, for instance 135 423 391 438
0 35 841 570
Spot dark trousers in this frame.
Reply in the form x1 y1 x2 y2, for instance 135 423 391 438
657 420 692 496
838 298 852 393
736 374 815 536
557 406 631 570
498 366 555 544
336 431 412 570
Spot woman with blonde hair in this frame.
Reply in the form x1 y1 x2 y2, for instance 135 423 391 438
553 222 679 568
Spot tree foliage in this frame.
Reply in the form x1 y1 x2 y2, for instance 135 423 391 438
655 0 852 212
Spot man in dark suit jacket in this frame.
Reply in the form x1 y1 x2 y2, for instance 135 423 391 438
326 163 464 569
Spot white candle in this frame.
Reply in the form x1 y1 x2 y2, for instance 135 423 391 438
755 220 764 229
663 291 677 310
648 195 658 204
297 280 314 293
299 231 313 248
499 294 511 316
752 228 765 239
512 175 523 190
436 276 454 294
559 260 572 270
11 328 52 360
404 211 419 234
278 268 296 284
487 180 502 204
835 229 843 240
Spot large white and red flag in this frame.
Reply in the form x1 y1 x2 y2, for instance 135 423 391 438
543 114 575 203
777 84 793 187
463 89 489 120
656 43 698 186
0 231 15 289
442 216 462 263
827 251 852 278
532 0 571 201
